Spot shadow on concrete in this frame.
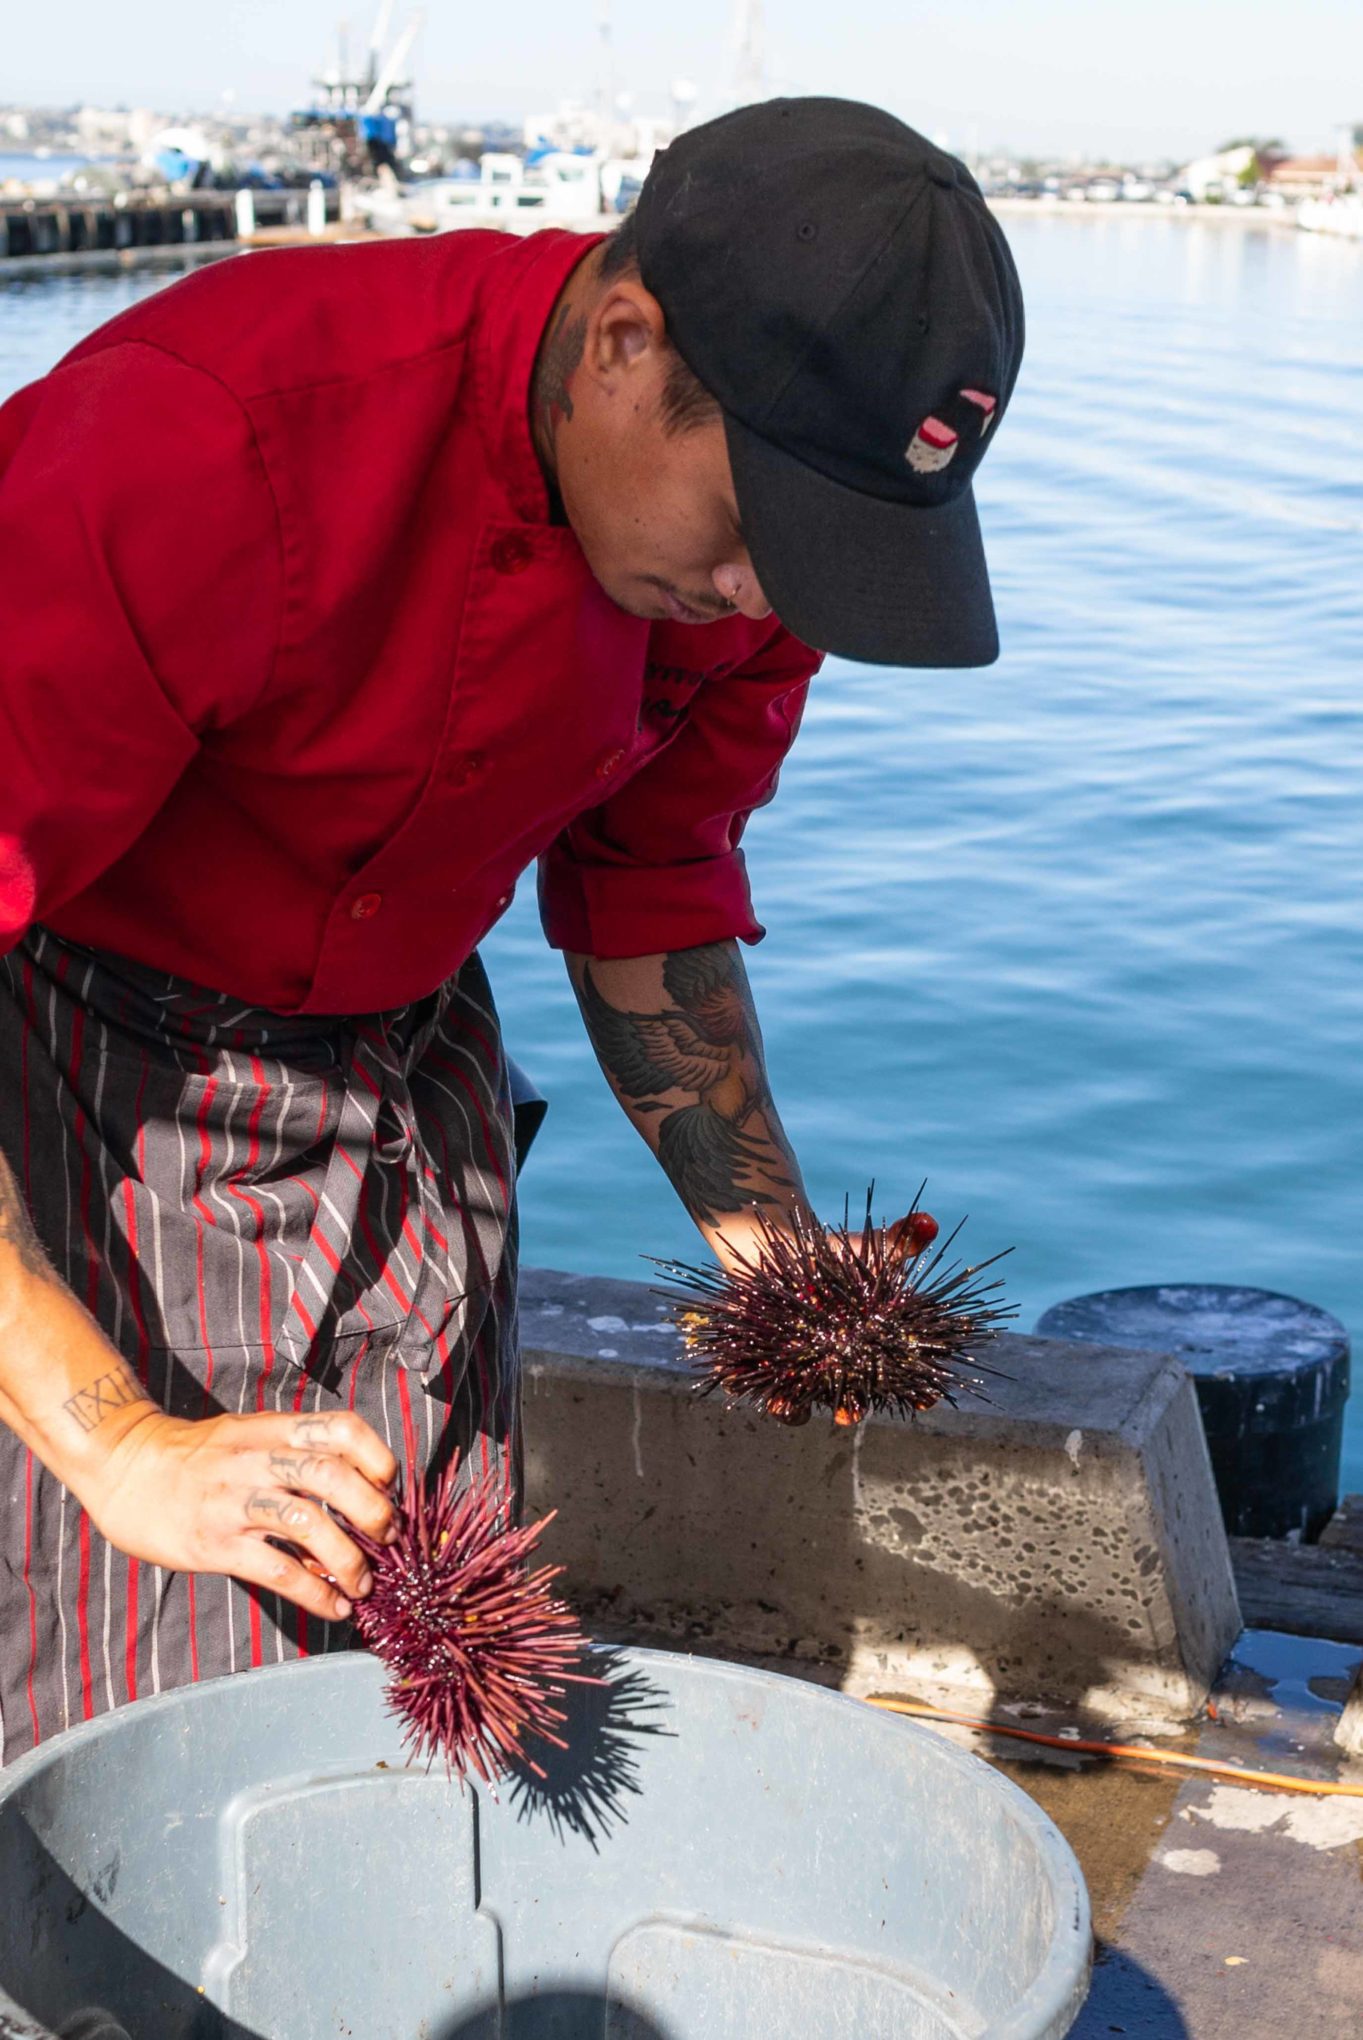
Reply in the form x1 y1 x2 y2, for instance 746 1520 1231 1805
504 1650 676 1852
1070 1942 1191 2037
558 1402 1178 1733
518 1268 1235 1735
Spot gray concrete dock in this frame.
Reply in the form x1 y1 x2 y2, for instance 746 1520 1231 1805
1033 1628 1363 2037
519 1263 1363 2038
520 1263 1240 1732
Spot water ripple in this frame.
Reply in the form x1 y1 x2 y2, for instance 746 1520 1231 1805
6 223 1363 1483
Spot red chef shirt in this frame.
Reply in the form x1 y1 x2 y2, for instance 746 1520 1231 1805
0 227 821 1015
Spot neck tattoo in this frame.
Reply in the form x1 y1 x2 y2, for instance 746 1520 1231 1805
530 297 589 515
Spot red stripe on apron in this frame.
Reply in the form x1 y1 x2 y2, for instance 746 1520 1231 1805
0 930 519 1765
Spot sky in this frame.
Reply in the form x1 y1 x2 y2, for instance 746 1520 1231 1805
7 1 1362 162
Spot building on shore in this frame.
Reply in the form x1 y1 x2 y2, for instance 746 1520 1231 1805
1264 150 1363 201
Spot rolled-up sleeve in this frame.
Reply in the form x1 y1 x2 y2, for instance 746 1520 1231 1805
538 622 821 957
0 339 280 954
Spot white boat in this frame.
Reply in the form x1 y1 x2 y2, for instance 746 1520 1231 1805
356 144 658 236
1298 191 1363 239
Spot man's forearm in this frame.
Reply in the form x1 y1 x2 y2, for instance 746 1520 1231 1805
566 940 813 1268
0 1147 155 1493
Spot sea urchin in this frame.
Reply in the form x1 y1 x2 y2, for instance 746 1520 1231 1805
350 1456 597 1782
655 1190 1014 1427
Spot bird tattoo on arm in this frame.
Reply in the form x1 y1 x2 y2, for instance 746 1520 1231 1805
574 943 805 1228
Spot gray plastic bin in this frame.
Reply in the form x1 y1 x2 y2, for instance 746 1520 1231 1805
0 1648 1090 2039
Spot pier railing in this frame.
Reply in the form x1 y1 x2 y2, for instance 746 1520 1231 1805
0 186 340 265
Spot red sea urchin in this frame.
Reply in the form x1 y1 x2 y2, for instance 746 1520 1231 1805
656 1191 1015 1427
350 1457 598 1782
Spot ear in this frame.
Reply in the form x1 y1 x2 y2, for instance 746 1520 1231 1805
588 278 668 382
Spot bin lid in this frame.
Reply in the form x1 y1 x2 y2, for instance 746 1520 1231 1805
1036 1283 1349 1382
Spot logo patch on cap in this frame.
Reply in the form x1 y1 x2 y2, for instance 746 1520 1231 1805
960 388 999 433
905 416 958 473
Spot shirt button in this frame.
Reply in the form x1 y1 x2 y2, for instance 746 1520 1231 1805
490 533 534 575
447 751 485 788
595 747 627 778
351 891 383 920
496 893 511 910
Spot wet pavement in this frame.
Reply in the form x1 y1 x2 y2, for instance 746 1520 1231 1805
603 1617 1362 2033
949 1630 1363 2038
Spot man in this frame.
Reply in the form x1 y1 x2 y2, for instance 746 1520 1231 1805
0 97 1022 1759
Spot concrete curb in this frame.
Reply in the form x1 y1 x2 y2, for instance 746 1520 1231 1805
519 1265 1242 1731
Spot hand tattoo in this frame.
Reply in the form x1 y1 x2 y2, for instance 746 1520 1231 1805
288 1415 338 1449
246 1491 307 1529
267 1451 327 1490
63 1368 152 1436
574 943 803 1227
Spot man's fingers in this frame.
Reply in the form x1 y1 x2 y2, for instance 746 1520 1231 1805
242 1491 371 1600
261 1447 397 1545
228 1536 354 1625
277 1409 399 1491
84 1408 402 1597
889 1210 939 1256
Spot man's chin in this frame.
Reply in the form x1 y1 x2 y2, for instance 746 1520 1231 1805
655 586 727 626
598 583 679 625
584 571 655 621
592 573 718 627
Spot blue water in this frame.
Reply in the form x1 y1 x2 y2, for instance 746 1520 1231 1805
0 153 97 184
4 219 1362 1484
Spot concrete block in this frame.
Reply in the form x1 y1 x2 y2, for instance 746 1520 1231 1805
519 1265 1242 1731
1336 1664 1363 1759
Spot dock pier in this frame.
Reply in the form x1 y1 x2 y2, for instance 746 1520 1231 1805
0 186 344 276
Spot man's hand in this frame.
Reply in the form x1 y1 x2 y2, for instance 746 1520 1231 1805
713 1206 940 1279
80 1407 399 1627
2 1147 398 1625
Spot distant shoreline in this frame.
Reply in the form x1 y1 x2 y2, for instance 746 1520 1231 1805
0 192 1310 283
987 196 1299 229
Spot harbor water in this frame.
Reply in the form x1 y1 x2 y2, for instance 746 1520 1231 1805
3 214 1361 1487
0 153 99 187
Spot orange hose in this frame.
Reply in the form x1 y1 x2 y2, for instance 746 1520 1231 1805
865 1695 1363 1799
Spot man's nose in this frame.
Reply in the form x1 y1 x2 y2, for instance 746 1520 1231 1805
712 560 773 621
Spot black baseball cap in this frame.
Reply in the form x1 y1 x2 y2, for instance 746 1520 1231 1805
633 97 1024 667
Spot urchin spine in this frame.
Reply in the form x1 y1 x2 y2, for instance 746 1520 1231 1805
350 1456 597 1781
656 1190 1013 1427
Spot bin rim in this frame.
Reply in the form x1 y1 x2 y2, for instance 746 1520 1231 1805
0 1644 1092 2040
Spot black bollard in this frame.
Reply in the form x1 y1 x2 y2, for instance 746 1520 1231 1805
1036 1284 1350 1542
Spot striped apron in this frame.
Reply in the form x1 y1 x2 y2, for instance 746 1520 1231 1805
0 926 519 1764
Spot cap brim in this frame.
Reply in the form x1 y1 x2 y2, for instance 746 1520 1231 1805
724 413 1000 668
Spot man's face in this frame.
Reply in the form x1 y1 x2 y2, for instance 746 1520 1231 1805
547 268 773 630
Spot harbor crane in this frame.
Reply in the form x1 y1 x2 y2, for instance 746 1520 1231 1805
293 1 425 176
